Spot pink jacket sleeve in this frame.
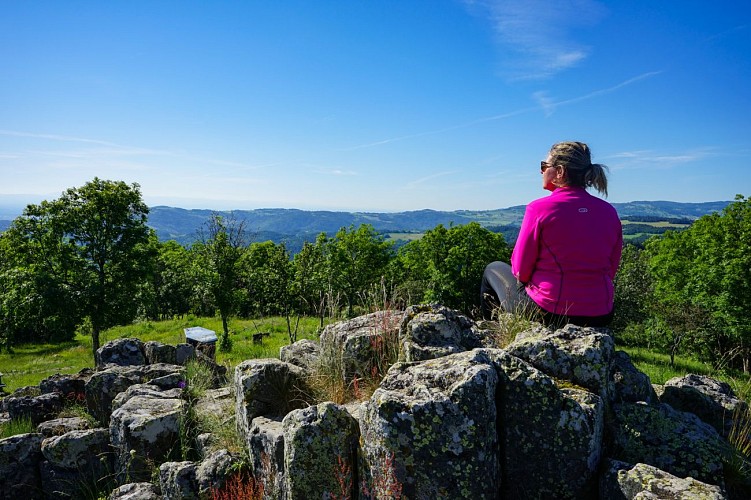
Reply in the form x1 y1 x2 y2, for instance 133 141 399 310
511 204 541 284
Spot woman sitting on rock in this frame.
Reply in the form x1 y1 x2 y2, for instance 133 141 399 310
481 141 622 327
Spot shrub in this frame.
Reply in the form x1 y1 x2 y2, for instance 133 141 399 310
210 470 264 500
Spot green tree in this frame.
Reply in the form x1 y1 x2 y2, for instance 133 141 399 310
58 179 152 355
1 179 151 356
144 239 194 320
612 243 653 336
240 241 291 317
292 235 330 329
327 224 394 317
195 213 247 350
647 195 751 370
0 202 81 347
396 222 509 315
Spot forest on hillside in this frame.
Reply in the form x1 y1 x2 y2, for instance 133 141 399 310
1 179 748 374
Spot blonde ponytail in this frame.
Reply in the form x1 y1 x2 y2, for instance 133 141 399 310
549 141 610 197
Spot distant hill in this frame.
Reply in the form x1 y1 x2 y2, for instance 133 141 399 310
147 200 731 248
0 198 732 250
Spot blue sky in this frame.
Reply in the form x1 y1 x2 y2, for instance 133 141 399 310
1 1 749 212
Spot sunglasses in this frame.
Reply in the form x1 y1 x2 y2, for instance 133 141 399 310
540 161 558 173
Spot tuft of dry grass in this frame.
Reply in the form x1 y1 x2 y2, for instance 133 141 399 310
725 403 751 497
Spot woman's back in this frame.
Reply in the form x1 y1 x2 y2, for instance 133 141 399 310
512 186 621 316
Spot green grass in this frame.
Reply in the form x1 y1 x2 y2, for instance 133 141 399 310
619 345 751 402
0 415 35 438
0 316 325 394
619 346 715 384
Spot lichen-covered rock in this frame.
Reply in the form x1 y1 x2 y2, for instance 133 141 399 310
610 351 659 404
175 343 196 365
282 402 359 499
506 323 615 400
108 482 162 499
247 416 286 499
0 433 44 500
110 394 182 483
600 459 727 499
234 358 311 438
86 365 144 425
2 385 41 401
142 363 186 383
360 349 499 499
37 417 92 438
112 384 183 413
485 349 604 499
159 461 198 500
86 364 184 425
661 374 745 437
41 427 111 470
195 387 232 419
39 369 92 400
148 372 187 390
4 391 64 425
610 401 731 486
96 338 147 368
319 310 403 381
399 304 490 362
144 341 178 365
280 339 320 370
40 428 113 499
196 449 241 497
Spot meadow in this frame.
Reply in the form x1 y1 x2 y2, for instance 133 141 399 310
0 316 323 393
2 315 748 402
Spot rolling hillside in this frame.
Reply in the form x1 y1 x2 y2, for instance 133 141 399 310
0 198 732 249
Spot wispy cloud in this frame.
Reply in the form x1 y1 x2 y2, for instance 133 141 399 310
405 170 459 189
605 147 716 170
533 71 663 115
703 23 749 43
0 129 263 171
344 71 660 150
317 168 357 176
466 0 607 80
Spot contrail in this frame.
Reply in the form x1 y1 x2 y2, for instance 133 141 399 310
341 71 662 151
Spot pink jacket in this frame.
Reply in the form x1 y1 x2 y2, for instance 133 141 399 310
511 187 622 317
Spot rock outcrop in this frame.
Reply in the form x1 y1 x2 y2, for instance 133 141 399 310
0 433 45 500
660 373 747 438
361 349 499 498
0 305 746 499
601 459 727 499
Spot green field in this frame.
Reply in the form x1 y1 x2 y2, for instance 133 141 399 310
2 315 747 404
0 316 325 393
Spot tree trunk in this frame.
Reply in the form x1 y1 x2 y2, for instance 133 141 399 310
221 314 229 336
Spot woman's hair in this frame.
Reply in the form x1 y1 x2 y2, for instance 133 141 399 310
549 141 609 196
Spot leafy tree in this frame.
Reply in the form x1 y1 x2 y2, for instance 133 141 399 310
292 235 330 329
396 222 509 315
327 224 394 316
240 241 291 317
647 195 751 370
1 179 151 356
195 213 247 350
0 203 81 347
143 239 194 320
612 243 653 336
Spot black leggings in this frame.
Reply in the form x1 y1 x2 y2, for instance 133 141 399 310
480 261 613 328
